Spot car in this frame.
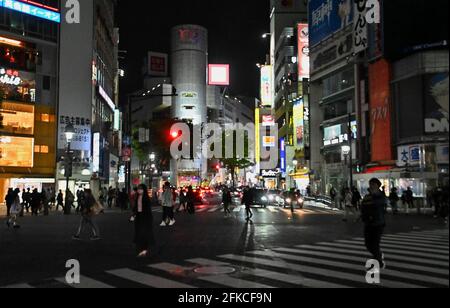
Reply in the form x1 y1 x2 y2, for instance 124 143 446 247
264 189 282 206
278 191 304 209
192 188 204 204
251 189 269 208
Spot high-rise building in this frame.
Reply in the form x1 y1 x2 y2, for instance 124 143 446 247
0 0 60 201
170 24 208 186
58 0 120 196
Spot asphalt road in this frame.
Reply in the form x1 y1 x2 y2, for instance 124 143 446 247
0 196 448 288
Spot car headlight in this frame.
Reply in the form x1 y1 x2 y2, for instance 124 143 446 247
298 198 304 203
276 197 281 202
261 196 268 202
286 198 292 204
269 195 275 201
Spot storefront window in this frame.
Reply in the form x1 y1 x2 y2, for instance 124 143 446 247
0 69 36 103
0 101 34 135
0 136 34 167
0 40 38 71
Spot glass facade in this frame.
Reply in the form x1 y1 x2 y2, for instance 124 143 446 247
0 101 34 135
322 69 355 97
0 135 34 167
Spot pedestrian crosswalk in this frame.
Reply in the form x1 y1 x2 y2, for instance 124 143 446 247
2 229 447 288
151 205 341 216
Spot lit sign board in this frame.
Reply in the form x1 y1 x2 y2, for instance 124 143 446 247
262 115 275 126
261 170 279 178
0 0 61 23
297 23 310 80
0 36 23 47
0 68 21 85
99 86 116 111
208 64 230 86
323 121 357 146
114 109 120 131
280 138 286 173
148 52 168 77
260 65 274 107
263 136 276 148
93 133 100 173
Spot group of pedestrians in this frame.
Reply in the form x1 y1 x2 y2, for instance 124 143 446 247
177 186 196 214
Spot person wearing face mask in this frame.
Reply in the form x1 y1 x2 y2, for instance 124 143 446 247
133 184 155 258
160 182 175 226
361 178 387 269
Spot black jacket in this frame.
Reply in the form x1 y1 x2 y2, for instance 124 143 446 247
361 191 387 227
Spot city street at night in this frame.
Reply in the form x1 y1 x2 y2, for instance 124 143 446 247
0 0 449 293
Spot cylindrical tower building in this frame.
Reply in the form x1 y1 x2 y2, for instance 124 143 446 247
171 25 208 125
170 25 208 186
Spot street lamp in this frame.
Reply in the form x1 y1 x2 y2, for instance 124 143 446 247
64 123 75 215
262 33 271 39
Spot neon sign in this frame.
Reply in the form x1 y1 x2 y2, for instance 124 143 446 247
0 0 61 23
0 68 21 85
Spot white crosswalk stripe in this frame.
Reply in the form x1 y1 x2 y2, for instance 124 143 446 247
294 244 449 267
335 239 449 254
2 230 447 288
383 234 449 243
233 206 243 213
273 247 449 276
353 237 448 249
56 276 114 288
107 268 196 288
1 283 34 288
249 249 446 287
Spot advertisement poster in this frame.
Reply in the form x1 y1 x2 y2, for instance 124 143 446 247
424 73 449 135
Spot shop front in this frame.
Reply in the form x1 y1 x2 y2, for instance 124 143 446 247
260 169 280 190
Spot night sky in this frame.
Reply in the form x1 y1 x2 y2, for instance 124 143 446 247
117 0 270 103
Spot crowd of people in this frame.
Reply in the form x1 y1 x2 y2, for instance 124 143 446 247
328 184 449 224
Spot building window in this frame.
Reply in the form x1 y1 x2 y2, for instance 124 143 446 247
34 145 49 154
0 102 34 135
41 113 50 122
43 75 50 90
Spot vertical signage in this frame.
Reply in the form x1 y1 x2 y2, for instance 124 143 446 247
255 108 260 164
93 133 100 173
297 23 310 79
280 138 286 173
260 65 274 107
354 0 368 54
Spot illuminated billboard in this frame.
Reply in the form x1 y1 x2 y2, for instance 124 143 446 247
208 64 230 86
260 65 274 107
0 136 34 167
293 99 305 152
297 23 310 80
148 52 168 77
0 0 61 23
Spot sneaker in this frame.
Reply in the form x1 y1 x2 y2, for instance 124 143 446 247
169 220 176 226
72 235 81 241
90 236 101 241
160 221 167 227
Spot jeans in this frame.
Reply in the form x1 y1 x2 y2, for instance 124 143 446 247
162 207 174 222
76 215 99 237
364 225 384 263
245 204 253 220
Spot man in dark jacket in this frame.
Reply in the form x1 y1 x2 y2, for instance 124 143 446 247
361 178 387 269
5 188 14 217
242 187 254 223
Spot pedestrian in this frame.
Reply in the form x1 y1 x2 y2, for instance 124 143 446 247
223 186 232 217
242 186 253 223
4 188 14 217
23 188 31 213
306 185 311 197
6 189 21 229
20 189 27 217
73 189 101 241
405 187 415 214
361 178 387 269
442 186 449 224
343 187 358 222
330 186 337 209
117 188 128 211
30 188 41 216
160 182 175 226
49 188 56 208
41 189 49 216
178 187 187 212
56 190 64 212
433 186 443 219
133 184 155 258
186 186 196 214
107 186 115 209
351 186 362 211
389 187 400 215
